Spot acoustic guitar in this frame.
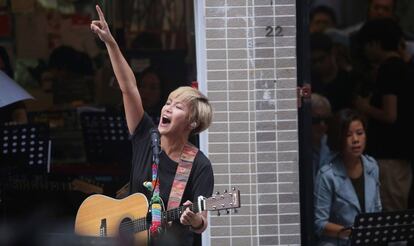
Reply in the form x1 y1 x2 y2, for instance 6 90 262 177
74 188 240 243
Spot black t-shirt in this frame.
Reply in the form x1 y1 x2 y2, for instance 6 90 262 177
366 57 411 159
312 69 356 113
129 113 214 246
350 174 365 213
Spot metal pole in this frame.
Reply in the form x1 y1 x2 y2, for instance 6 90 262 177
296 0 314 245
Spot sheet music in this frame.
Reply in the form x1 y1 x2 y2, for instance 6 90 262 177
0 70 34 107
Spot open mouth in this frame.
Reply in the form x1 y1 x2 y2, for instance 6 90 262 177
161 116 171 125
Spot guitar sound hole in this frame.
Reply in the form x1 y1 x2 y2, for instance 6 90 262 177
119 217 134 239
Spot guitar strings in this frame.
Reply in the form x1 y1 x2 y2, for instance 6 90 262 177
116 204 196 233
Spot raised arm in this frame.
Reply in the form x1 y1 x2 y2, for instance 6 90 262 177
91 5 144 134
354 94 397 124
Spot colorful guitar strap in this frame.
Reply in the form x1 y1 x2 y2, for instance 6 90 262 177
167 143 198 210
144 142 198 236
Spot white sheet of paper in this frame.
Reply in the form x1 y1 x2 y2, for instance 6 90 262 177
0 70 34 107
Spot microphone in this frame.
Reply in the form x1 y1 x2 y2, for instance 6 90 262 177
150 128 161 165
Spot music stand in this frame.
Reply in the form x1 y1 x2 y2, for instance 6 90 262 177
80 112 131 165
0 123 51 174
350 210 414 245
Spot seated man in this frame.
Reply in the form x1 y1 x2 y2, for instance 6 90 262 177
311 93 332 179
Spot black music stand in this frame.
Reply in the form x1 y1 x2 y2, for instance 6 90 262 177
350 210 414 245
0 123 51 174
80 112 131 165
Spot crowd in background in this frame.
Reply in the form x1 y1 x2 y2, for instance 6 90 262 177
310 0 414 244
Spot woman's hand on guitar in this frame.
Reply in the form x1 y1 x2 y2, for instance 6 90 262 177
180 200 204 230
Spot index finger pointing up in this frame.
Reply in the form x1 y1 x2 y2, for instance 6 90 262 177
96 5 105 22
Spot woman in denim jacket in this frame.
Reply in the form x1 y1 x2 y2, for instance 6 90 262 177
314 109 382 245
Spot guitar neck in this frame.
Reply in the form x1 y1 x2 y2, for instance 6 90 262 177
164 203 200 222
130 202 201 234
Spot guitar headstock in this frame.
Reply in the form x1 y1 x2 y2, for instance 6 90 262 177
204 187 240 213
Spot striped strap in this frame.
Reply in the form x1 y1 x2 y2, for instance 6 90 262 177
149 163 162 235
167 143 198 210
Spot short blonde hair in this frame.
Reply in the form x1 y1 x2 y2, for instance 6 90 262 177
168 86 212 135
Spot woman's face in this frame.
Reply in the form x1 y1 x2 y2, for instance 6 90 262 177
343 120 366 159
158 96 191 137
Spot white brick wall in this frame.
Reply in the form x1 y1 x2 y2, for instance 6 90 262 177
195 0 300 245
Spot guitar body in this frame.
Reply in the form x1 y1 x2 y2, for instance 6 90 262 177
74 193 148 243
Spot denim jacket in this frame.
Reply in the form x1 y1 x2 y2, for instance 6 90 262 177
314 154 382 245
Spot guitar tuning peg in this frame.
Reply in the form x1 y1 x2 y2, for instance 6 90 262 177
215 191 220 195
226 209 230 214
217 211 221 216
232 187 236 191
224 189 227 193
